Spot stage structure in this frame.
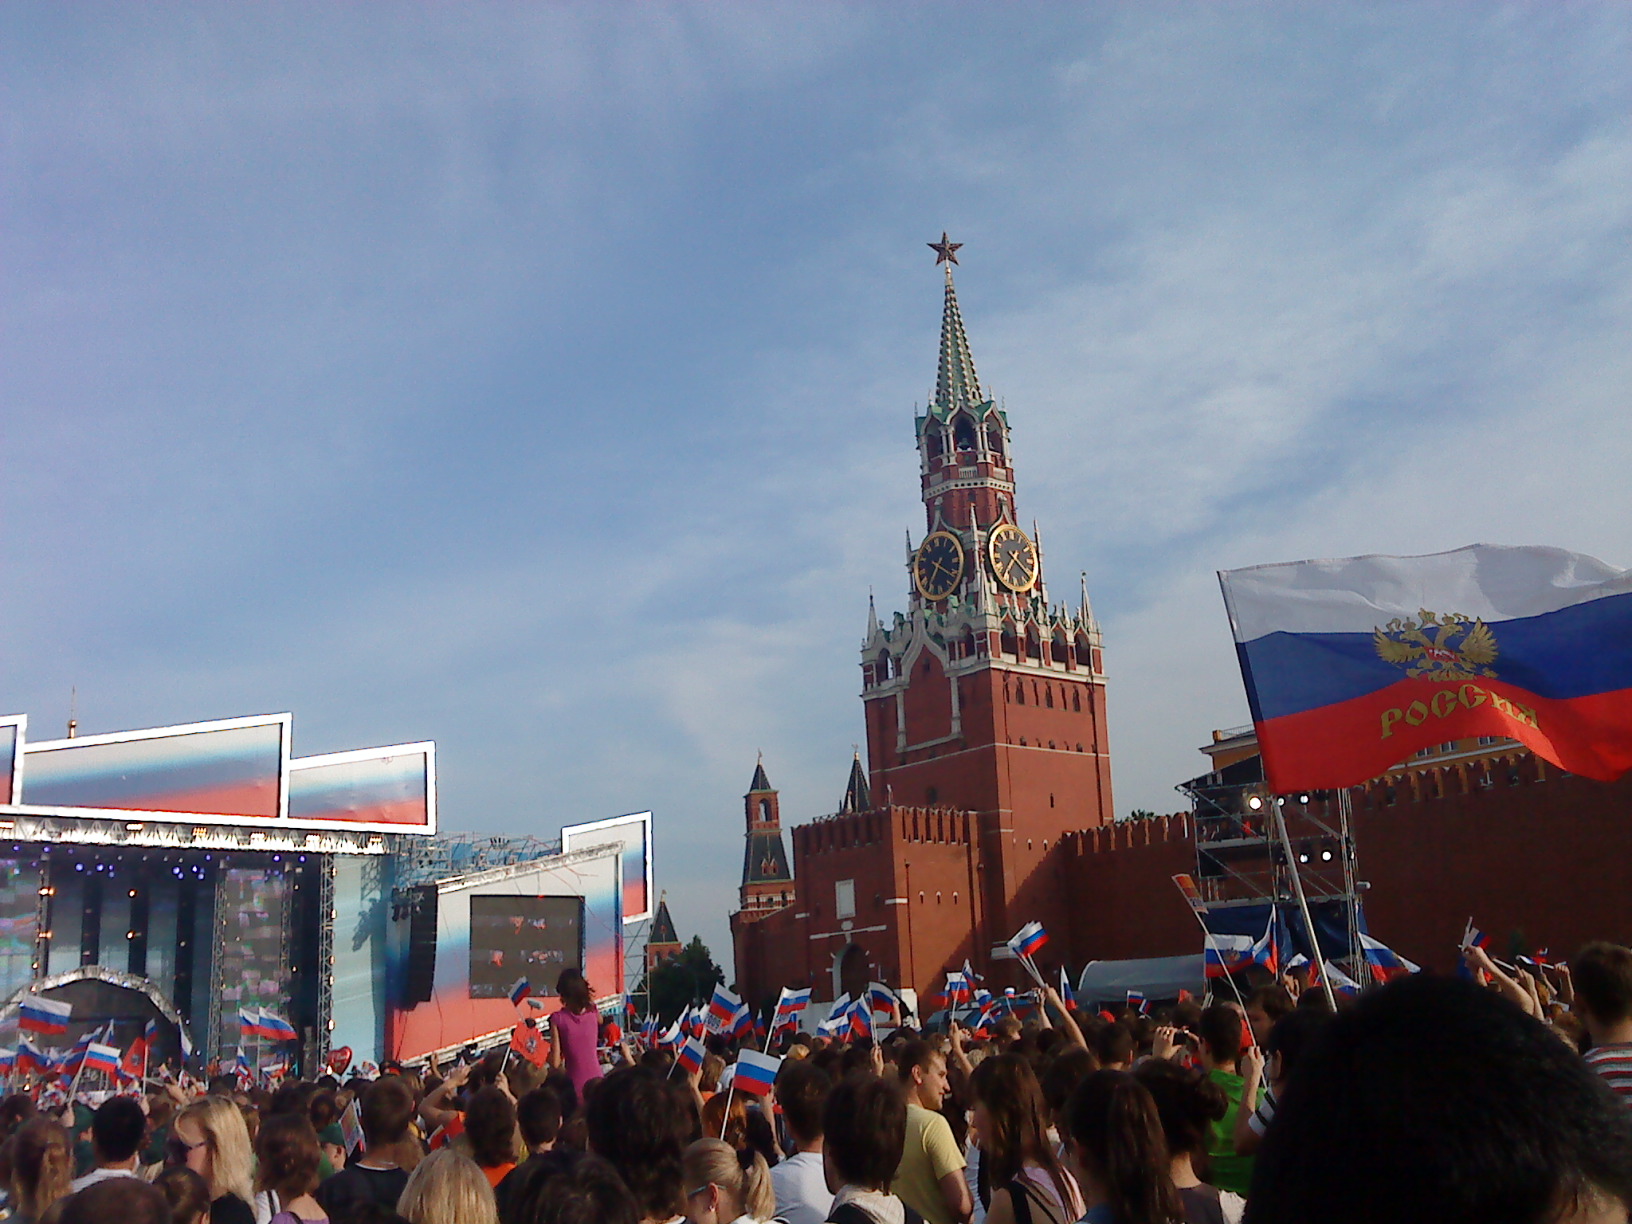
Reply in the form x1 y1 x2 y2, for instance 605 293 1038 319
1181 726 1366 968
0 710 655 1072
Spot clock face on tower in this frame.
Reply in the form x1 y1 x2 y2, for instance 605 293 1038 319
912 531 966 601
988 523 1039 592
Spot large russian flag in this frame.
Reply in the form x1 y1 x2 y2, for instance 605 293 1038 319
1219 545 1632 790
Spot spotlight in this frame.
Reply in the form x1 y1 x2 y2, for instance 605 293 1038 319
1321 850 1333 862
1298 853 1310 864
1247 796 1263 811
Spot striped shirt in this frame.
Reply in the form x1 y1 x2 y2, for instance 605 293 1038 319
1585 1043 1632 1101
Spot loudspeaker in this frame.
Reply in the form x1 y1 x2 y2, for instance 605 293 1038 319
403 888 439 1006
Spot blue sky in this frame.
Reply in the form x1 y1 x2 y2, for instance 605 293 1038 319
4 5 1629 976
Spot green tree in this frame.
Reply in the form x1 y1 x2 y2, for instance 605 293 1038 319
647 934 725 1022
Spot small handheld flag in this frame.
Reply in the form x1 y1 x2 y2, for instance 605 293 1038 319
675 1035 706 1076
1008 921 1049 960
732 1049 780 1097
509 978 532 1006
1125 989 1149 1015
707 985 742 1033
1058 967 1078 1011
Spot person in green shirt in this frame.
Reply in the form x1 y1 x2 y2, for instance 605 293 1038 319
1196 1005 1255 1196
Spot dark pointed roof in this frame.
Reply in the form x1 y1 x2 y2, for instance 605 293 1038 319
749 760 772 793
649 894 680 946
839 753 872 814
743 829 792 886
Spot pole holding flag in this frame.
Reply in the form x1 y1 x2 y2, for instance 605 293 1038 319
1170 874 1257 1027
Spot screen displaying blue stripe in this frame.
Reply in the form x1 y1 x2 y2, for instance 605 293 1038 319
22 723 282 811
1242 589 1632 721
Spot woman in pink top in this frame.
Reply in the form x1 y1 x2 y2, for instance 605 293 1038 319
548 968 603 1103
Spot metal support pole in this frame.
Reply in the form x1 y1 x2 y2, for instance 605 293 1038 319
1273 799 1337 1012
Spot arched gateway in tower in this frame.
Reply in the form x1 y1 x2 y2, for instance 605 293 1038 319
731 240 1113 1010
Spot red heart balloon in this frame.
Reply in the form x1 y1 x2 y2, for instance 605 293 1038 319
327 1046 353 1074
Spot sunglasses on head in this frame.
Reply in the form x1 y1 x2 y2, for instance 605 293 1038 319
165 1135 206 1164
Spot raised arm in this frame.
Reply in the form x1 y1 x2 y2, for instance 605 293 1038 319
1041 985 1087 1051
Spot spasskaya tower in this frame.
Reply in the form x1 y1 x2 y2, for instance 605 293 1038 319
860 236 1112 844
732 238 1114 1006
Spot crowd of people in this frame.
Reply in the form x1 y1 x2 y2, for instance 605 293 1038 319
3 947 1632 1224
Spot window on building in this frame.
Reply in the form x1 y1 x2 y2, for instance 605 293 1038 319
835 879 855 920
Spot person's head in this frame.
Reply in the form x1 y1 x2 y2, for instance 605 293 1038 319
361 1076 417 1148
1095 1022 1136 1070
1039 1044 1098 1128
1132 1059 1227 1163
995 1016 1024 1047
1263 1005 1330 1091
1196 1005 1245 1070
396 1148 498 1224
58 1176 173 1224
1250 974 1632 1224
464 1086 519 1170
1246 983 1296 1047
154 1164 214 1224
10 1117 73 1217
970 1053 1074 1212
698 1055 725 1095
893 1038 949 1109
174 1095 255 1203
823 1073 906 1193
506 1148 639 1224
90 1095 145 1166
255 1112 323 1202
0 1092 37 1137
1574 943 1632 1034
774 1059 830 1149
517 1085 564 1152
586 1067 698 1222
1067 1071 1181 1224
556 969 592 1013
681 1137 773 1224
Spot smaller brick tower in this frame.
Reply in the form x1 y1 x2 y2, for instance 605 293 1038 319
740 759 794 917
646 892 682 972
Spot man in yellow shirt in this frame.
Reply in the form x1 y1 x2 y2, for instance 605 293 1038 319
890 1040 972 1224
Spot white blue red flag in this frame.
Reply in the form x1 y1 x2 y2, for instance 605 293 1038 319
258 1011 298 1042
84 1043 122 1076
1204 933 1257 979
706 985 741 1033
1219 544 1632 789
1251 912 1280 975
1359 933 1419 983
943 971 971 1008
508 978 531 1006
15 1040 47 1075
868 982 899 1020
733 1049 780 1097
774 987 811 1028
1463 921 1492 951
19 995 71 1037
675 1035 706 1076
1058 967 1078 1011
727 1003 754 1041
1125 989 1149 1015
1007 921 1049 960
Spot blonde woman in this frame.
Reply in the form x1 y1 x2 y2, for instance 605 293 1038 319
172 1096 257 1224
9 1118 74 1224
681 1138 775 1224
397 1148 499 1224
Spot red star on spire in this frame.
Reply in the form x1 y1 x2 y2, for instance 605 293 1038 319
928 232 962 265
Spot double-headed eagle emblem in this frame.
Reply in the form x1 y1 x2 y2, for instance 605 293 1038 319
1373 609 1498 682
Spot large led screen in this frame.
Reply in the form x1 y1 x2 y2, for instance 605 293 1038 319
21 715 287 822
560 812 651 924
287 744 435 832
467 895 582 1000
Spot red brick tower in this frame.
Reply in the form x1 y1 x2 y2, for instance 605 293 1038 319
860 236 1113 938
739 759 793 918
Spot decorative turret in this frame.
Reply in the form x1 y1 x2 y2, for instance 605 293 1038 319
739 757 793 917
839 751 872 814
646 892 682 971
